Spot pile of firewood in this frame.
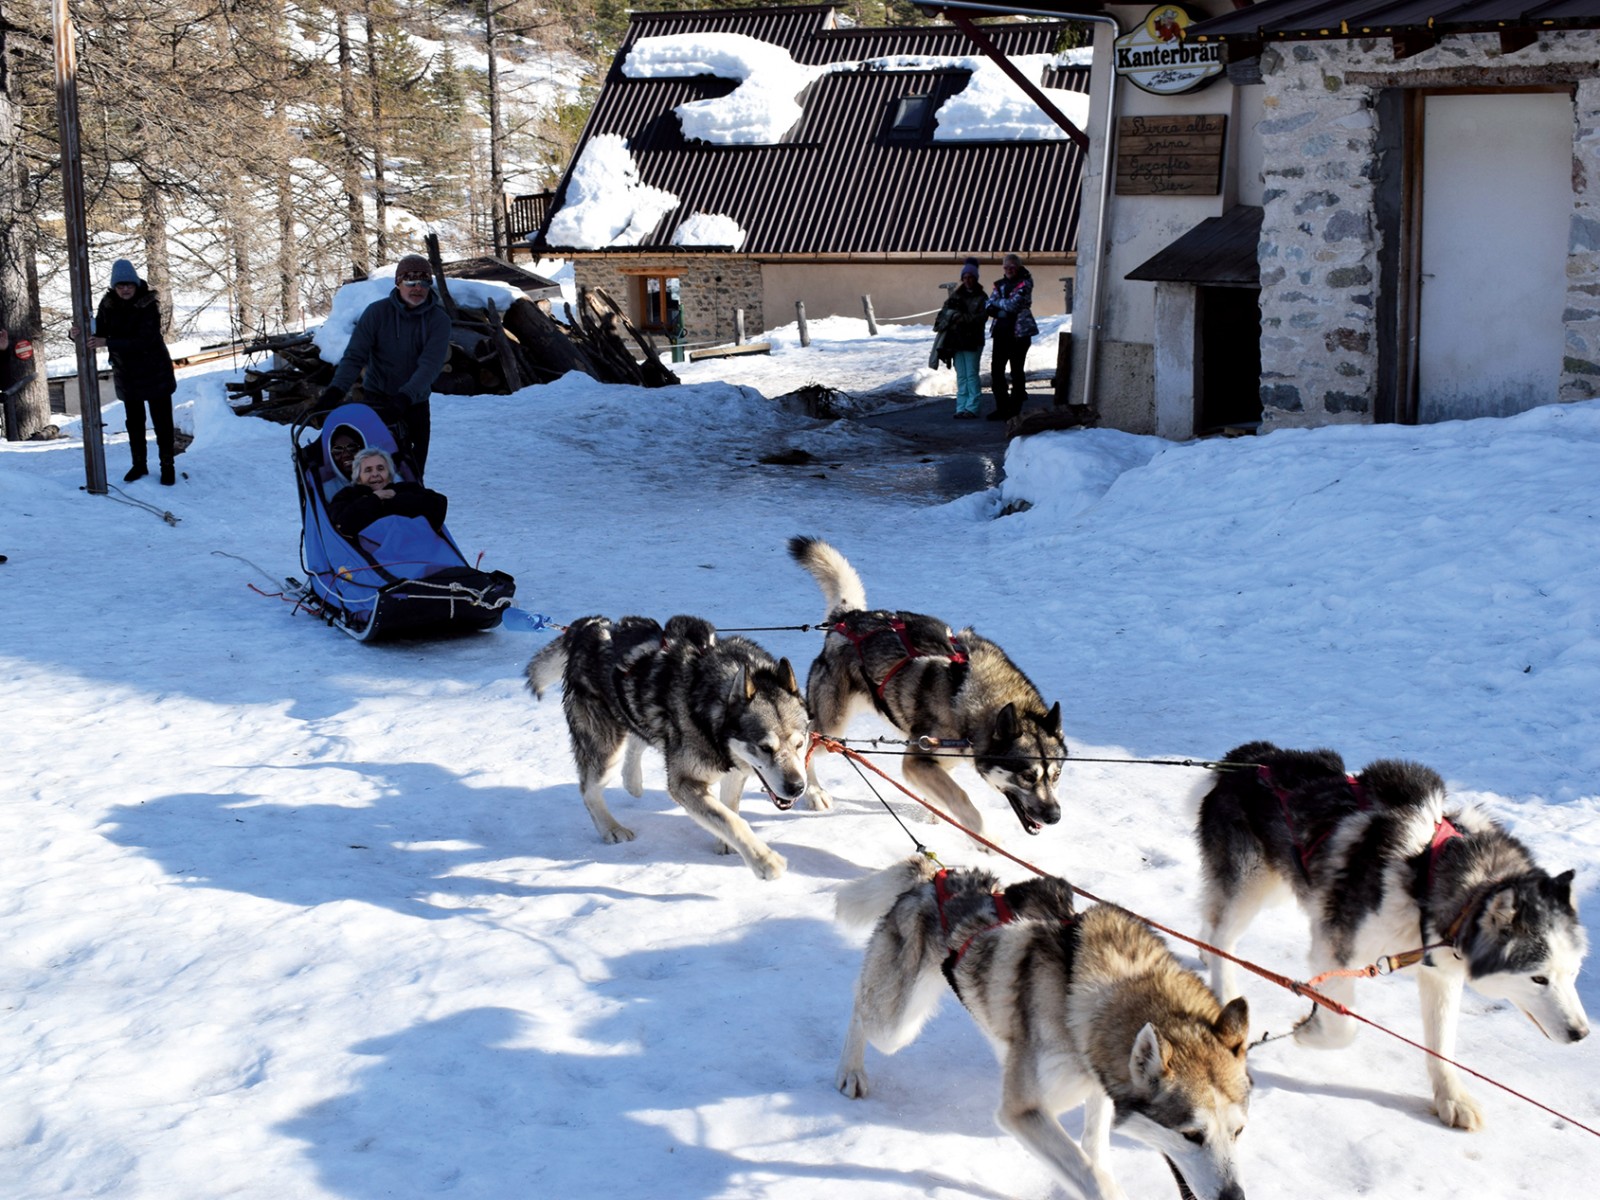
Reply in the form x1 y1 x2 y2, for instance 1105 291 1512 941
226 245 677 422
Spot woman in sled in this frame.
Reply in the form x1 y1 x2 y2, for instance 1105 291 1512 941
329 446 447 539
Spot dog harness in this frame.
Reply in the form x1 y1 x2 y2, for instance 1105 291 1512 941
934 868 1015 961
1257 765 1370 878
832 617 966 700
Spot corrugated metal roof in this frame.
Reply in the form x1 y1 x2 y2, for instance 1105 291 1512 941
1188 0 1600 41
1125 205 1263 284
546 8 1088 257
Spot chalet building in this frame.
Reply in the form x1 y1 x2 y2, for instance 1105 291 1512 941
963 0 1600 436
535 5 1090 349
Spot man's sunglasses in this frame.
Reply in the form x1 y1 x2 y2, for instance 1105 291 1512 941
397 275 431 287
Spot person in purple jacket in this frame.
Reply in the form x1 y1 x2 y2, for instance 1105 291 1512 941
985 253 1039 422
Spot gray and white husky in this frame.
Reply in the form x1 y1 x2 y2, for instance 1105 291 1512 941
526 615 813 880
789 536 1064 839
836 856 1251 1200
1197 741 1589 1130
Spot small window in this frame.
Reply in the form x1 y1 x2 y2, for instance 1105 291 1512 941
887 95 933 140
637 274 681 334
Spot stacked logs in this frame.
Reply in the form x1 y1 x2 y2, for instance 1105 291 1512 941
226 273 677 422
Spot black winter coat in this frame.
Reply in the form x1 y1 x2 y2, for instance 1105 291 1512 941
934 281 989 358
95 285 177 397
330 480 448 539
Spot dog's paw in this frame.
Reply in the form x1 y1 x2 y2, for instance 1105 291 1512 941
1433 1089 1485 1131
601 825 637 844
752 849 787 881
836 1066 870 1098
804 784 834 811
1294 1010 1357 1050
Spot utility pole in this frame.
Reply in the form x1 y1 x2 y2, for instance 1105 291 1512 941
52 0 106 494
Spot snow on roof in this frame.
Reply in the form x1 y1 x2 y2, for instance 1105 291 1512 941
931 54 1090 142
672 212 748 250
542 133 682 251
623 33 1090 148
625 34 820 145
546 33 1092 250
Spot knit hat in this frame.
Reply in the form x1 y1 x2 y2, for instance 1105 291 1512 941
394 254 432 282
960 257 981 280
110 259 141 286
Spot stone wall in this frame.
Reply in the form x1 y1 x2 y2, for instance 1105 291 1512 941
571 255 764 347
1568 76 1600 401
1254 32 1600 430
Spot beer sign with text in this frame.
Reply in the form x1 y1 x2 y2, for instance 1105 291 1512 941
1116 113 1227 196
1114 5 1223 96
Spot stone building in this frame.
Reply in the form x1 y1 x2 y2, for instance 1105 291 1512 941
996 0 1600 436
536 5 1091 351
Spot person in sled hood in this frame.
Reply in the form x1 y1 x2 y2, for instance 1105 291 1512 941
71 259 179 484
317 254 450 476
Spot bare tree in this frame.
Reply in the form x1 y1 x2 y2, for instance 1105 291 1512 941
1 4 50 439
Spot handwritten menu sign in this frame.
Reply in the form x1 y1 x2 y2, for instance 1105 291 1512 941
1116 114 1226 196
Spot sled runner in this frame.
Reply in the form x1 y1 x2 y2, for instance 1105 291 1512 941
291 403 514 641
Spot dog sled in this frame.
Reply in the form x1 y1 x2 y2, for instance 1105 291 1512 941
291 402 515 641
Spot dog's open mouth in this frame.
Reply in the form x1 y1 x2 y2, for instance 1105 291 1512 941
1008 795 1044 835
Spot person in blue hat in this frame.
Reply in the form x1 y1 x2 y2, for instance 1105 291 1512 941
72 259 179 484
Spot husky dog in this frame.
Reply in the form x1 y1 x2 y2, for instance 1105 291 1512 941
836 856 1251 1200
1198 741 1589 1130
788 536 1064 839
526 614 812 880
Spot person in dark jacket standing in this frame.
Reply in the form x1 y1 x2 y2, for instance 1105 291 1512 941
934 257 989 419
985 253 1038 422
317 254 451 477
74 259 179 483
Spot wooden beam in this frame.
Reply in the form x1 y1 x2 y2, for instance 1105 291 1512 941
941 9 1089 149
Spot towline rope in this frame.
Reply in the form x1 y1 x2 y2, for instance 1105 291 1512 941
809 733 1600 1139
828 734 1252 771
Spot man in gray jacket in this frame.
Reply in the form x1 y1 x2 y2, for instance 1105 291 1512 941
318 253 450 475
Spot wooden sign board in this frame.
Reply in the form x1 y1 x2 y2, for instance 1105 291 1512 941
1116 113 1226 196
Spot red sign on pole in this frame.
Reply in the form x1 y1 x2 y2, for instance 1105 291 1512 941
13 339 33 361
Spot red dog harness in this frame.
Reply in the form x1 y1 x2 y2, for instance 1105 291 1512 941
832 618 966 700
1257 764 1369 877
935 869 1017 965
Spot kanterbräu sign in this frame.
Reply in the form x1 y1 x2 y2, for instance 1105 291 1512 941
1114 5 1224 96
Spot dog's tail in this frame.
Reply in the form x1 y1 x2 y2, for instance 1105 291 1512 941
788 536 868 617
525 636 569 700
835 855 941 931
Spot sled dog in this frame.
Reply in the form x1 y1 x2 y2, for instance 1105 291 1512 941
1197 741 1589 1130
526 614 812 880
836 856 1251 1200
788 536 1064 839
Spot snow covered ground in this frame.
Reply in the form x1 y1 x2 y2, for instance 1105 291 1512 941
2 315 1597 1198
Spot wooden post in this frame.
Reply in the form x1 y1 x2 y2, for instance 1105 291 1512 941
862 294 878 335
1060 276 1075 313
424 233 460 319
53 0 106 494
795 301 809 347
734 308 745 345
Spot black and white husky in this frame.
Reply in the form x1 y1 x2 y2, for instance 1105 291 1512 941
836 856 1251 1200
1197 741 1589 1129
526 615 813 880
789 536 1064 839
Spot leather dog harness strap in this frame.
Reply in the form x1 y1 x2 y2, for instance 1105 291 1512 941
1257 764 1369 877
832 618 967 700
